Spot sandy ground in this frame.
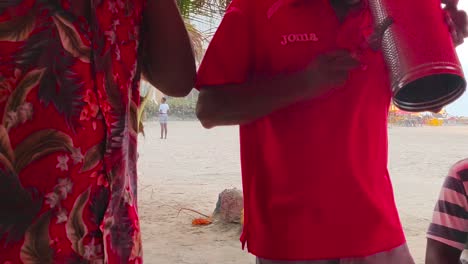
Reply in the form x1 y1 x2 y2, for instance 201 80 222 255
137 121 468 264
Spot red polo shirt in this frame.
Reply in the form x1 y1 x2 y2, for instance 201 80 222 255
196 0 406 260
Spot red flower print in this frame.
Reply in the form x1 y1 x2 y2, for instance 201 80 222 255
81 89 100 121
97 90 112 116
90 172 109 188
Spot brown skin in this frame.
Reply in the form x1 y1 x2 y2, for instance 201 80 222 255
141 0 196 97
330 0 363 21
444 4 468 46
196 50 360 129
426 238 462 264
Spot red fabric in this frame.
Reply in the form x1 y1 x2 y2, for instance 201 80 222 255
0 1 143 263
197 0 405 260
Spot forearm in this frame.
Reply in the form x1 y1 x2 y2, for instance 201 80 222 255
141 0 196 97
196 71 314 128
196 49 358 128
425 239 462 264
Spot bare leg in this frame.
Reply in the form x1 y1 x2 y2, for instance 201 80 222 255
164 123 168 139
160 123 164 139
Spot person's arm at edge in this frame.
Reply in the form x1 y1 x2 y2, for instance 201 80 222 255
426 238 462 264
141 0 196 97
425 159 468 264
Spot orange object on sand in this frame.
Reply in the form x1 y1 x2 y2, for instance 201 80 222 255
192 218 213 226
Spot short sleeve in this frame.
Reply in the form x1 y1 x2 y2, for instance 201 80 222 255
427 159 468 250
195 0 252 89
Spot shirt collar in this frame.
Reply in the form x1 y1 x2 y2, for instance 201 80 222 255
267 0 368 19
288 0 368 9
289 0 308 5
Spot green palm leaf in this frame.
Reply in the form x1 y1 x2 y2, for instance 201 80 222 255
0 125 14 167
0 7 36 42
3 69 44 129
177 0 231 18
20 211 53 264
14 129 74 173
66 188 90 257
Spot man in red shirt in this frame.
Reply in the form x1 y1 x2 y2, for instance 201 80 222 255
196 0 417 263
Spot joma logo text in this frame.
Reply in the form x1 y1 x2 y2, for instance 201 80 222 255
281 33 319 45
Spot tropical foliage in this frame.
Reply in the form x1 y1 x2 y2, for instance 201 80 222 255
178 0 232 61
177 0 231 19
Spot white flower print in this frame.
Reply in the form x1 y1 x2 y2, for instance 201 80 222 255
5 102 33 130
115 45 121 60
112 20 120 28
116 0 125 9
17 102 33 123
46 178 73 209
56 155 69 171
108 2 118 13
71 147 84 164
5 111 18 129
56 208 68 224
45 192 60 208
83 239 102 260
56 178 73 199
105 30 116 44
57 178 73 193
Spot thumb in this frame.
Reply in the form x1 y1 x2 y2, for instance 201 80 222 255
442 0 459 8
452 10 468 36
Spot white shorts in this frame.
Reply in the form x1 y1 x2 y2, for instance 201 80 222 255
159 114 168 124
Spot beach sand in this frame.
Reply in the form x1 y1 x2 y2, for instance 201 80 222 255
138 121 468 264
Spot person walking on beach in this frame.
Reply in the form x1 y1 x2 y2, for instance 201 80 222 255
0 0 195 263
159 97 170 139
426 159 468 264
196 0 466 263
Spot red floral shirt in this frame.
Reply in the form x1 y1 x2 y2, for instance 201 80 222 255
0 0 144 263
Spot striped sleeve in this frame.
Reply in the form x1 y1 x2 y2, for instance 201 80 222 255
428 159 468 250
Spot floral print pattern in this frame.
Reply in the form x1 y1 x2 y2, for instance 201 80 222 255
0 0 144 263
